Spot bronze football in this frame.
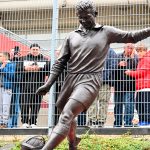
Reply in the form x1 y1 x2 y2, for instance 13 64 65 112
21 136 45 150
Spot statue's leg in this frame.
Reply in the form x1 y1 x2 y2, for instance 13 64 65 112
67 119 81 150
42 99 85 150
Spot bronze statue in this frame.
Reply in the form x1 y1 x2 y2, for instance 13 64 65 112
36 0 150 149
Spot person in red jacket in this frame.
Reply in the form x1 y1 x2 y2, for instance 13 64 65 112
125 43 150 126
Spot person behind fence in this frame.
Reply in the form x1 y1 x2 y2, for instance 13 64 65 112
19 43 50 128
112 43 138 127
35 0 150 149
0 52 16 128
88 48 117 127
125 43 150 127
8 46 22 128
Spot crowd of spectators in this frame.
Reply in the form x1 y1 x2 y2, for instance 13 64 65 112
0 42 150 128
87 42 150 128
0 43 50 128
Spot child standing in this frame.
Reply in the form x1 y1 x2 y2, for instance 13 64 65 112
0 52 16 128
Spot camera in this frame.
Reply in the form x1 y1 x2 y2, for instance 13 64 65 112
14 46 20 55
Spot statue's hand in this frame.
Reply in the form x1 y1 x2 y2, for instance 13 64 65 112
36 84 50 95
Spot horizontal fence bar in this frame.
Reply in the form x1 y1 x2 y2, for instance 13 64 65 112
0 127 150 135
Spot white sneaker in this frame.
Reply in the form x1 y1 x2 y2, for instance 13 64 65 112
22 123 29 128
31 124 38 128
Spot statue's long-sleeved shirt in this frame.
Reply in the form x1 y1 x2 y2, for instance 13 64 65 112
51 24 150 75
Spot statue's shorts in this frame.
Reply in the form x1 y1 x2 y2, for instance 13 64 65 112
56 73 102 111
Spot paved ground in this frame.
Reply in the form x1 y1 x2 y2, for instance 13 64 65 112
0 135 28 150
0 144 15 150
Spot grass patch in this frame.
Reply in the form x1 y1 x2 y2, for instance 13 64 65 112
0 141 5 147
56 134 150 150
9 134 150 150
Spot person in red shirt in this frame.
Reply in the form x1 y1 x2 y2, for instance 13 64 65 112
125 43 150 126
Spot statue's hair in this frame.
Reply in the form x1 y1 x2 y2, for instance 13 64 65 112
76 0 98 17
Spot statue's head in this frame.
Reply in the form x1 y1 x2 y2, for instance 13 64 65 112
76 0 98 17
75 0 98 29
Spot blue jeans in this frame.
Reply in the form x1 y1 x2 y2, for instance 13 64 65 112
114 92 134 127
7 86 20 128
77 111 86 126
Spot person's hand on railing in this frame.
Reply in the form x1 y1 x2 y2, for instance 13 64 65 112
0 61 7 68
25 65 40 72
125 69 131 76
118 61 127 67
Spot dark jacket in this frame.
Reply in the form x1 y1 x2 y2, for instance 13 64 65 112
102 48 117 85
20 53 50 92
112 53 138 92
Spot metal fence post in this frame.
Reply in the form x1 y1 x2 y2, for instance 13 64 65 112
48 0 59 134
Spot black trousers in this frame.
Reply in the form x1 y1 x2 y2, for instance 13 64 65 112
20 92 42 125
136 91 150 123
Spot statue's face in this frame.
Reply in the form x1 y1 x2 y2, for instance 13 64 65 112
77 8 96 29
